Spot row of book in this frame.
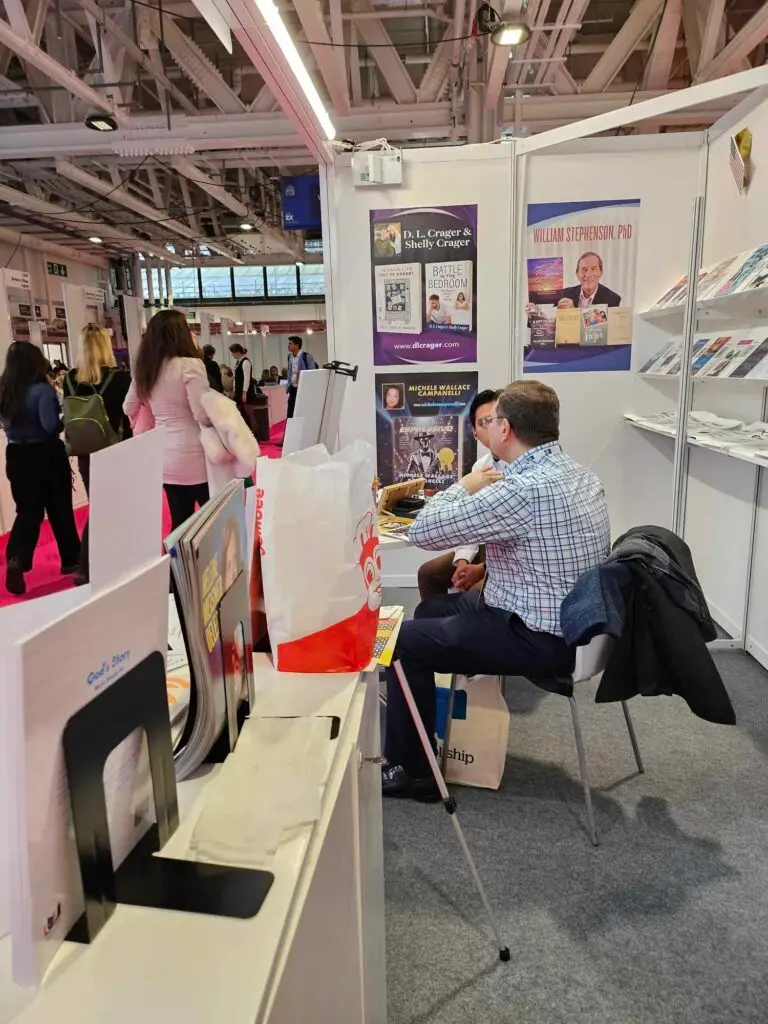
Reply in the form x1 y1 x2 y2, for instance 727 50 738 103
639 334 768 379
626 410 768 463
651 241 768 310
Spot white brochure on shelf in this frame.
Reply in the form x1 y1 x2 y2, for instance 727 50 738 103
5 556 169 987
88 428 165 595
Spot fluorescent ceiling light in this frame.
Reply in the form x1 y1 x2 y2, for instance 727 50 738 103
252 0 336 140
240 222 253 230
88 235 103 243
490 22 531 46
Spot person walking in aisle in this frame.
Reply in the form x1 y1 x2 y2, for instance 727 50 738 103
124 309 213 531
202 344 224 392
66 324 132 586
0 342 81 595
286 336 316 418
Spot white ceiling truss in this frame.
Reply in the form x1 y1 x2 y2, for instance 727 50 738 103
0 0 766 262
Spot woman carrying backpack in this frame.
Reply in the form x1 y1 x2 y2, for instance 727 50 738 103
0 342 81 595
123 309 212 531
65 324 132 585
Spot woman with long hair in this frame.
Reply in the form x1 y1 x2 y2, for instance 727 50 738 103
0 341 80 595
123 309 212 530
66 324 132 584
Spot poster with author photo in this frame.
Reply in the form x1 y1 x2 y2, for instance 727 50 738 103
375 371 478 491
524 198 640 373
371 205 478 365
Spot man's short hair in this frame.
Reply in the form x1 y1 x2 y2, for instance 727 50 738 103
469 388 501 428
576 251 603 272
496 381 559 447
288 335 303 349
229 342 246 355
202 344 216 358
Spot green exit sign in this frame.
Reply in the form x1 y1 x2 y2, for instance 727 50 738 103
47 262 68 278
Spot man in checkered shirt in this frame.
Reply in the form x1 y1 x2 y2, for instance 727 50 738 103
383 380 611 801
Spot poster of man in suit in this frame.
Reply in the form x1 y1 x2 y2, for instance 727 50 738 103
524 198 640 373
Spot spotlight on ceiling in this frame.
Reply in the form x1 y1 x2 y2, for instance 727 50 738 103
88 235 103 244
84 113 118 132
475 1 530 47
239 222 253 231
491 22 531 45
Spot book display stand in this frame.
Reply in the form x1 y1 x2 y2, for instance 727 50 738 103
62 651 273 945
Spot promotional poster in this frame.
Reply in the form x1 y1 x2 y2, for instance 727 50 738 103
524 198 640 373
370 206 478 365
375 371 478 490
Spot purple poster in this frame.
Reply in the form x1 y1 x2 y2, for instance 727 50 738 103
370 205 478 365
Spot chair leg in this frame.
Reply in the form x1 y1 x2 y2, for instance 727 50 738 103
621 701 645 775
440 673 458 777
568 695 599 847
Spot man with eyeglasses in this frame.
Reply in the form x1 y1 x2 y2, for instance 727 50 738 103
417 389 501 601
382 380 611 801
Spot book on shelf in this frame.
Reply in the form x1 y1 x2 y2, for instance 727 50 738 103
691 336 731 375
164 478 254 781
639 341 677 373
730 337 768 379
719 243 768 295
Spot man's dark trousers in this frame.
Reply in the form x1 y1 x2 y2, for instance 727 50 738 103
384 591 574 778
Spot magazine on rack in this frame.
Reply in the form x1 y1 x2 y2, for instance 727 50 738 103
164 479 254 780
731 337 768 379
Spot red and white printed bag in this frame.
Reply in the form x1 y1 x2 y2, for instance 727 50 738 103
258 441 382 673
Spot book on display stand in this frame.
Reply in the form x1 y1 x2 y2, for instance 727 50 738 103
164 477 255 781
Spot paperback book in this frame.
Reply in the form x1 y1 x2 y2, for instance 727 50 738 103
424 260 473 331
374 263 422 334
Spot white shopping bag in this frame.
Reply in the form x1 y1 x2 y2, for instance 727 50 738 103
258 440 382 672
435 674 510 789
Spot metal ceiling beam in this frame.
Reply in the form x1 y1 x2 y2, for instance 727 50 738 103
291 0 350 115
0 16 118 114
0 224 107 267
3 0 31 36
582 0 666 93
328 0 347 109
681 0 704 73
486 0 538 107
76 0 198 115
506 0 546 89
54 159 243 260
347 21 363 105
696 3 768 82
642 0 682 90
697 0 726 77
417 23 453 102
171 156 303 258
0 0 47 75
143 10 246 114
0 181 184 260
353 0 417 104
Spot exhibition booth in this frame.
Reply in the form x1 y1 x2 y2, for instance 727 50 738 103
3 66 768 1023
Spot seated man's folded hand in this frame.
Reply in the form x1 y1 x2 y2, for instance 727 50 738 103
452 562 485 591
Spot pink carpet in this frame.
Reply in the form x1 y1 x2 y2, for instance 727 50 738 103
0 422 286 609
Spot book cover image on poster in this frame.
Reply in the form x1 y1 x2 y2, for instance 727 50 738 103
531 305 557 347
555 307 580 346
375 370 478 492
580 305 608 345
393 415 461 489
527 257 564 304
425 260 473 331
371 205 478 365
374 263 422 334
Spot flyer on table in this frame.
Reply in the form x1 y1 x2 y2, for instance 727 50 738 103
375 371 478 491
524 198 640 373
370 205 478 365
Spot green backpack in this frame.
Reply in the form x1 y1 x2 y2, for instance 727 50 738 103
63 371 120 457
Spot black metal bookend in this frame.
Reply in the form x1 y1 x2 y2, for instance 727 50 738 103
63 651 274 944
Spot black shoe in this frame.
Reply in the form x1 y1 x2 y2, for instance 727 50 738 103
382 764 441 803
60 564 79 576
5 558 25 596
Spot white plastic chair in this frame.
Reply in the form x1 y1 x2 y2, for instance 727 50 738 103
440 635 645 846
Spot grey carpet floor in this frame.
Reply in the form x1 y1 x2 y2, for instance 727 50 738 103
382 641 768 1024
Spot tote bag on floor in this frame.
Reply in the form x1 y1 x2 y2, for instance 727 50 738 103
258 440 381 673
435 674 510 789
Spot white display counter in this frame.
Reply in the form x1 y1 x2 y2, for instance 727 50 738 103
3 657 386 1024
263 386 288 428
